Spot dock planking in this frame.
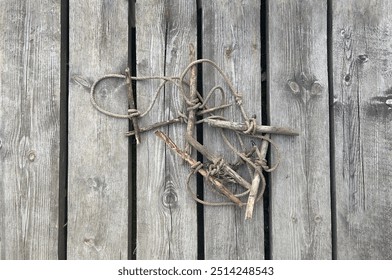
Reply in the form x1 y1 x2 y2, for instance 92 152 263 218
268 0 332 259
0 0 61 259
67 0 129 259
202 0 264 259
332 0 392 259
135 0 198 259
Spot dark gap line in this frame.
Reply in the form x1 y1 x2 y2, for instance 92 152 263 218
196 0 205 260
266 0 275 260
128 0 137 260
58 0 69 260
327 0 337 260
260 0 270 261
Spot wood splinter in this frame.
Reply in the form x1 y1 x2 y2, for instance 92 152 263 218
155 130 243 206
245 134 270 220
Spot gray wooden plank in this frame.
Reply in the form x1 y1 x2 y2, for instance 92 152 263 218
202 0 264 259
268 0 331 259
135 0 197 259
332 0 392 259
68 0 129 259
0 0 60 259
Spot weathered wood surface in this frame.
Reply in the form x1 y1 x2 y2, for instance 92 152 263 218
0 0 60 260
332 0 392 259
67 0 128 259
3 0 392 261
202 0 264 259
268 0 332 259
135 0 197 259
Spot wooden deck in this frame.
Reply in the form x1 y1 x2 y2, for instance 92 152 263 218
1 0 392 260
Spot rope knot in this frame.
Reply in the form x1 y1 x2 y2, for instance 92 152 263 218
177 111 188 123
235 93 243 105
244 118 257 134
190 161 203 174
255 158 269 171
207 157 224 177
128 109 141 119
186 97 201 111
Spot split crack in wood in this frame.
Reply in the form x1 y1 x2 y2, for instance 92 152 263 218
89 44 299 220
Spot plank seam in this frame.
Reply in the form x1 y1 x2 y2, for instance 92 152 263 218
196 0 205 260
261 0 270 261
59 0 69 260
128 0 137 260
327 0 337 260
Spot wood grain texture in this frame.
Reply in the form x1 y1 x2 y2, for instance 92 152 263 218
0 0 60 259
202 0 264 259
268 0 331 259
68 0 128 259
135 0 197 259
332 0 392 259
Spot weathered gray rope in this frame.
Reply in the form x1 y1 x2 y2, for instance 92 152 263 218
89 59 282 209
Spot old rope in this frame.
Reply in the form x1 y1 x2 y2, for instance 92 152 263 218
88 44 298 220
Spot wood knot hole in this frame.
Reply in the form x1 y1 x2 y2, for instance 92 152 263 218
225 47 233 58
314 215 322 223
310 81 323 96
27 150 36 162
344 74 351 83
340 29 351 39
162 183 178 209
87 177 108 193
287 80 300 95
358 54 368 63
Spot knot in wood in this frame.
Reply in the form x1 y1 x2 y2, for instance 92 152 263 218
357 54 369 63
162 184 178 209
27 150 36 162
287 80 301 94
